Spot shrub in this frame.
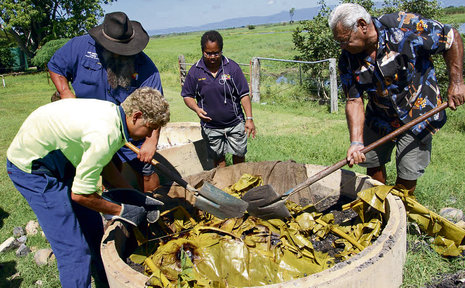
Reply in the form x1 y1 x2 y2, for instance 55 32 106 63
31 38 70 69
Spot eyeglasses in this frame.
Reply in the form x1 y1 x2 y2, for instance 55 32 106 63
334 25 356 46
203 51 222 57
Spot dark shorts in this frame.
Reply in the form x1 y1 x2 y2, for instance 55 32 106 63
360 125 432 181
201 122 247 161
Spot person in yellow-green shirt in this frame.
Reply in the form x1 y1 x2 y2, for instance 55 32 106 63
6 87 169 288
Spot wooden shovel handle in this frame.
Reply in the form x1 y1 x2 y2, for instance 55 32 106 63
125 142 161 167
288 102 449 197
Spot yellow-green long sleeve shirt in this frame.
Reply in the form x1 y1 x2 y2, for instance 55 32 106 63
7 98 129 194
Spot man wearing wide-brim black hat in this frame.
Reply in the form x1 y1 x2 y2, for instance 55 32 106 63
47 12 164 286
48 11 162 192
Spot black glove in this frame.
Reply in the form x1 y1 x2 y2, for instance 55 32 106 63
114 204 147 226
102 188 164 224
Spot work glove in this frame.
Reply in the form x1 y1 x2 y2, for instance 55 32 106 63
114 204 147 227
102 188 164 224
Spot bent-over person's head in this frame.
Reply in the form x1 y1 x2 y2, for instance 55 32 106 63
122 87 170 133
328 3 376 55
328 3 372 33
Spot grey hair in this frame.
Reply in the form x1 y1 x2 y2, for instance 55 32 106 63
328 3 372 32
121 87 170 128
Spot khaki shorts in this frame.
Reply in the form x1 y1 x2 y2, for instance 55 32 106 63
201 122 247 161
360 125 432 181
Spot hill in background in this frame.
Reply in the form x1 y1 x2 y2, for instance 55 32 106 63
148 1 465 36
148 7 319 36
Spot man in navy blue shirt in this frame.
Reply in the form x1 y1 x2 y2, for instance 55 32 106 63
181 30 256 167
48 12 162 193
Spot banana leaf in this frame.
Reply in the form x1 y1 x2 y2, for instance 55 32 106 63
140 174 388 287
390 186 465 248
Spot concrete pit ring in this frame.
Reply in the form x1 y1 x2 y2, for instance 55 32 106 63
101 162 406 288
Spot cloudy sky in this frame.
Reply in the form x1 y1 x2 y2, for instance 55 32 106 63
103 0 336 30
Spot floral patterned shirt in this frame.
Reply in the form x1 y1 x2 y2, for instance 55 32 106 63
339 12 454 139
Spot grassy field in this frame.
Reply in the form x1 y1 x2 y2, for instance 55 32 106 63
1 22 464 287
440 6 465 26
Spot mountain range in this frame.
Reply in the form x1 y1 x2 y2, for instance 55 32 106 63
147 0 464 36
148 7 320 36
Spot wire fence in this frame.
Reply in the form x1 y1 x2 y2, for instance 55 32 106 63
178 55 339 113
253 57 336 106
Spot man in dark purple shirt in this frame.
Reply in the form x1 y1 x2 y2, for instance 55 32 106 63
181 30 256 167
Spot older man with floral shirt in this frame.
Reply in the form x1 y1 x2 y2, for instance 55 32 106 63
329 3 464 193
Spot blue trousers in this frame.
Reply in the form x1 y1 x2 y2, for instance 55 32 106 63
6 159 106 288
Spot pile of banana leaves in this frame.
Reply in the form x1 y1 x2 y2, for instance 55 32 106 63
129 174 387 288
128 175 464 287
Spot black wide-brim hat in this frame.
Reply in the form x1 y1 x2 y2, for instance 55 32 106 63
89 11 149 56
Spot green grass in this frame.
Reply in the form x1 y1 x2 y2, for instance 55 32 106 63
1 22 464 287
440 6 465 25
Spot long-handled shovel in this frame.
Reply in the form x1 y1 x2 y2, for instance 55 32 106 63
242 102 449 219
125 142 248 219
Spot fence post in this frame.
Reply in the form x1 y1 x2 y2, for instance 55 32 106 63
329 58 338 113
45 65 50 85
251 57 260 103
178 55 187 87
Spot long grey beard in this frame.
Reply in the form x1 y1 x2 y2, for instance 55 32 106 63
102 51 136 89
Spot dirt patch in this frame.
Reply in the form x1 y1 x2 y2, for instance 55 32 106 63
310 195 360 262
126 257 144 274
426 270 465 288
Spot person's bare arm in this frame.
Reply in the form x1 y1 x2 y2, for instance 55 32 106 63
183 97 212 121
49 70 75 99
444 28 465 110
71 192 121 215
346 97 366 167
240 95 256 138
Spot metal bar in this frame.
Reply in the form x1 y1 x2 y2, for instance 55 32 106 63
255 57 331 64
179 62 250 67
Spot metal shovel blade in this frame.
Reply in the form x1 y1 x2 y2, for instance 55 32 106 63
241 184 291 219
195 182 248 219
124 142 247 219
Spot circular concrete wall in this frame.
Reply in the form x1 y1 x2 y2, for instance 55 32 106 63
101 163 406 288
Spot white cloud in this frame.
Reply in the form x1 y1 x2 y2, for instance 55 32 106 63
267 0 275 5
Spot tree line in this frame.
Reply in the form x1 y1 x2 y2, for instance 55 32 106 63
0 0 115 72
